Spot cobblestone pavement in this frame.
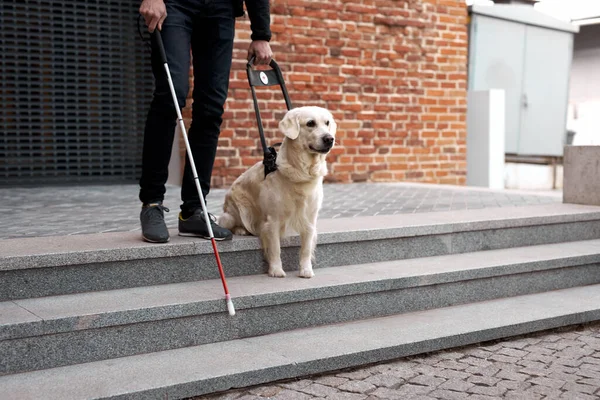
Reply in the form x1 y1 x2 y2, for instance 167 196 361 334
0 182 559 240
196 322 600 400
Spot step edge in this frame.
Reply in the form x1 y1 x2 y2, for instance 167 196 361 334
3 250 600 341
3 208 600 272
3 284 600 400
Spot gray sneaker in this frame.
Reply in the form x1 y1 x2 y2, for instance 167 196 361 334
140 202 170 243
178 209 233 241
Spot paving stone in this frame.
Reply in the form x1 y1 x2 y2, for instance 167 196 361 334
433 369 470 381
496 380 533 391
204 392 243 400
280 380 313 391
461 357 493 368
326 393 367 400
562 382 598 394
524 345 555 356
504 391 543 400
502 340 530 350
516 360 544 370
529 376 566 389
314 377 349 388
528 384 563 398
249 386 283 397
468 395 503 400
369 387 403 399
338 380 376 394
576 368 600 379
495 370 530 382
364 374 405 388
387 368 418 381
337 370 372 380
272 390 314 400
464 366 500 377
581 356 600 366
546 371 579 383
463 349 494 360
435 361 469 371
467 385 507 397
555 357 585 368
577 336 600 350
467 376 501 387
410 375 446 388
429 389 469 399
236 396 262 400
577 378 600 387
413 365 439 376
518 367 548 377
557 347 596 359
437 379 474 392
497 348 528 358
393 384 433 397
436 352 465 360
298 383 340 397
488 354 520 364
480 344 503 352
560 392 599 400
363 365 393 375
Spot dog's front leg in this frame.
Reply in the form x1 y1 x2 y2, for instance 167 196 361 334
260 219 286 278
298 224 317 278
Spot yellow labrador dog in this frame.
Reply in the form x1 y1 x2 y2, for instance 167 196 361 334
218 106 336 278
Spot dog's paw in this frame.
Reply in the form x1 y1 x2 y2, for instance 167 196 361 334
233 227 250 236
268 267 286 278
298 268 315 279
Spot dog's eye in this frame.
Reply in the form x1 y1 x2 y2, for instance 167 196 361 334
306 120 316 128
325 121 330 126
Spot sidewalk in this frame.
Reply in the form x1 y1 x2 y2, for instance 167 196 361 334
0 182 560 240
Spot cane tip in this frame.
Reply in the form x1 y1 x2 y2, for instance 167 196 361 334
227 299 236 316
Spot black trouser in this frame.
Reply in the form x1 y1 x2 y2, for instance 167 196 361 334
138 0 235 214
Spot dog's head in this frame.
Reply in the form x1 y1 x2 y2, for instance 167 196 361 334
278 106 336 154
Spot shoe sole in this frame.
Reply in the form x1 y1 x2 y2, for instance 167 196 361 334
178 232 232 241
142 235 170 244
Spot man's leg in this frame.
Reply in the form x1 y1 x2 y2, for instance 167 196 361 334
139 3 193 243
178 0 234 240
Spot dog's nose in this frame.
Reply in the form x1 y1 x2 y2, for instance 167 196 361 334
322 135 334 147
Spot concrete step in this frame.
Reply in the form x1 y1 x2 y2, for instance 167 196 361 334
3 239 600 375
2 203 600 300
2 284 600 400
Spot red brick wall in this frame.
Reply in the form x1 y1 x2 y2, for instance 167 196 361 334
182 0 468 187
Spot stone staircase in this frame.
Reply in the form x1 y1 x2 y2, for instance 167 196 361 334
2 203 600 399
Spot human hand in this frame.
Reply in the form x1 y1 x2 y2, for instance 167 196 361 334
247 40 273 65
139 0 167 32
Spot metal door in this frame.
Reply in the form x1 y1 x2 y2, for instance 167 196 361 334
0 0 154 186
518 25 573 156
468 15 526 154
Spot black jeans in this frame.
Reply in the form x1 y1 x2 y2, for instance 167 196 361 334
139 0 235 214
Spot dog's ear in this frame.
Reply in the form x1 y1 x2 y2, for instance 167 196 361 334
328 117 337 137
279 110 300 140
